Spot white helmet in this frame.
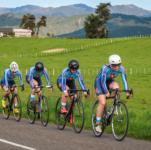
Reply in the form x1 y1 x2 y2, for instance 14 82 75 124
109 54 121 65
10 61 19 72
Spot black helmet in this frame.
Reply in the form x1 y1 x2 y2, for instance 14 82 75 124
35 62 44 72
68 60 79 70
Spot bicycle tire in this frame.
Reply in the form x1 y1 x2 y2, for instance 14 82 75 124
91 100 105 137
40 95 50 127
12 94 22 122
2 96 10 120
55 97 66 130
112 101 129 141
27 97 36 124
72 98 84 133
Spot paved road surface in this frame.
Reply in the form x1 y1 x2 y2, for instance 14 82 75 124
0 116 151 150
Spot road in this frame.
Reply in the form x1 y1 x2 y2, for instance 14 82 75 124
0 116 151 150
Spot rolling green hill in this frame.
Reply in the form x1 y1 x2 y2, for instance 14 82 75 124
0 37 151 140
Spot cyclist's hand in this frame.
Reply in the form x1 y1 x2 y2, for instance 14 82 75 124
106 92 110 98
84 92 88 98
47 85 53 91
126 92 132 99
21 84 24 91
46 85 53 88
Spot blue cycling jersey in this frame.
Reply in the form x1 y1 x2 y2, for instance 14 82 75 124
95 64 128 94
1 68 23 87
57 68 86 92
26 66 51 88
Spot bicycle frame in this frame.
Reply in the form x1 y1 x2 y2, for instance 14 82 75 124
7 85 19 110
105 89 133 125
63 89 89 121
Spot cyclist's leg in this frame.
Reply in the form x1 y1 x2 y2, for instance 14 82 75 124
30 79 39 105
68 80 77 98
57 78 69 113
109 81 119 115
109 81 119 89
36 78 42 97
94 78 107 132
1 85 10 108
109 81 119 95
10 80 18 106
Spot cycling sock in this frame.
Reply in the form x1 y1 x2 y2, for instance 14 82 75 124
30 94 35 102
61 102 66 107
96 117 102 125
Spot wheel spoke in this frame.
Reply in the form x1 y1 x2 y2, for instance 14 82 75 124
112 101 129 141
72 99 84 133
40 96 49 127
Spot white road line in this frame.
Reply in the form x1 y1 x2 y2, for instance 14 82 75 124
0 138 37 150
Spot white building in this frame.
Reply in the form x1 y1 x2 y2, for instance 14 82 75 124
0 28 32 37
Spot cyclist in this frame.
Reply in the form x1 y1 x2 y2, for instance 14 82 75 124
94 54 130 133
1 61 24 112
26 62 52 106
57 59 88 113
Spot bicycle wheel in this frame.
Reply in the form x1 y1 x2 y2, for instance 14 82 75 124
112 101 129 141
12 94 22 122
27 97 36 124
91 100 105 137
40 95 50 127
2 96 10 120
72 98 84 133
55 97 66 130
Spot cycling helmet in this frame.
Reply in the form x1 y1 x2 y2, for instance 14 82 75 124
35 62 44 72
109 54 121 65
10 61 19 72
68 60 79 70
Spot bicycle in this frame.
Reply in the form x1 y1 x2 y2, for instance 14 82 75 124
27 85 52 127
92 89 133 141
56 89 89 133
2 85 22 122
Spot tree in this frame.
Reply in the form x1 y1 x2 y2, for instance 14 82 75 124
20 14 47 36
84 3 111 38
36 16 47 36
20 14 36 35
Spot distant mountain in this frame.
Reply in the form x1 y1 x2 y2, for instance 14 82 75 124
1 9 151 38
0 13 20 27
0 4 95 16
58 14 151 38
0 4 151 17
109 4 151 17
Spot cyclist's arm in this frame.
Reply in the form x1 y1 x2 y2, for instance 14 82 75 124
17 70 24 86
61 71 67 92
43 68 51 86
121 71 128 91
4 70 9 87
29 69 34 88
101 73 109 94
100 67 108 94
77 71 86 90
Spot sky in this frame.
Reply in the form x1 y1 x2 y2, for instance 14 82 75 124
0 0 151 10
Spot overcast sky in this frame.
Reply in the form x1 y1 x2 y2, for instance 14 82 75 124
0 0 151 10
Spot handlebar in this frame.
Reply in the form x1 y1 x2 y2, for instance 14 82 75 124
107 88 133 99
67 89 90 96
8 85 22 89
33 85 53 89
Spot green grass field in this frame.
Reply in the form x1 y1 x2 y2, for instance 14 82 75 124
0 37 151 140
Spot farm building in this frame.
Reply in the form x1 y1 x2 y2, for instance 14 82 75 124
0 28 32 37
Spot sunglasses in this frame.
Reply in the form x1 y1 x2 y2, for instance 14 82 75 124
111 64 121 67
